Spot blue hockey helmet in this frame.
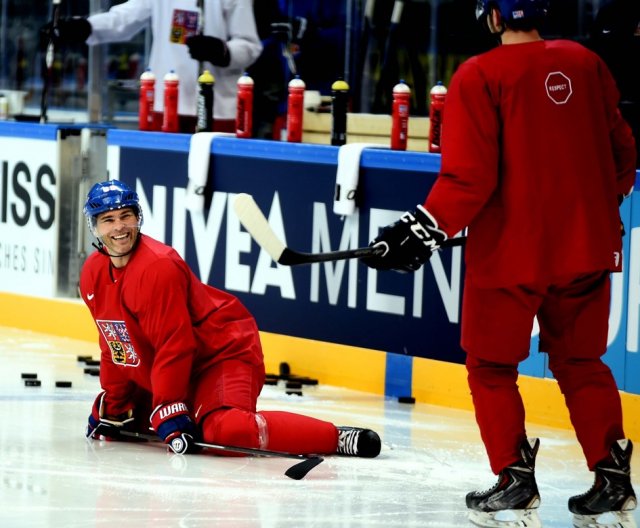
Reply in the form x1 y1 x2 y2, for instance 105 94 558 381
83 180 143 235
476 0 548 22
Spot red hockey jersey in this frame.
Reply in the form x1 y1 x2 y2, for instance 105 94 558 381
425 39 637 287
79 234 263 416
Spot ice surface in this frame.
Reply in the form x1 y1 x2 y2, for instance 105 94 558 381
0 326 638 527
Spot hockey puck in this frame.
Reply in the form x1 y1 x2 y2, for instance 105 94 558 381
279 362 290 379
285 389 303 396
77 355 93 362
55 381 72 388
85 368 100 376
25 379 41 387
264 378 278 386
285 381 302 390
398 396 416 404
21 373 38 379
84 359 100 366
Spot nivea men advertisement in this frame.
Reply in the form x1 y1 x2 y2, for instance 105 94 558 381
0 125 58 297
110 133 466 364
107 132 640 392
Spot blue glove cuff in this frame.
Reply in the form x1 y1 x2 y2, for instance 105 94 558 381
156 414 194 441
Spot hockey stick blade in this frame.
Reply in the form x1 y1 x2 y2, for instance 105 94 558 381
118 430 324 480
233 193 466 266
284 456 324 480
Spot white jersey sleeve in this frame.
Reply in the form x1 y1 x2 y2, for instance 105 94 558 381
86 0 153 45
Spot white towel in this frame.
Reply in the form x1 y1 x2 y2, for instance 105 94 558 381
333 143 388 216
186 132 233 212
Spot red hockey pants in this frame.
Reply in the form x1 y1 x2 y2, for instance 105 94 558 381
462 271 624 474
197 359 338 455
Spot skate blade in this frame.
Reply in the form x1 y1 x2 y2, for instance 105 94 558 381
572 511 637 528
468 508 542 528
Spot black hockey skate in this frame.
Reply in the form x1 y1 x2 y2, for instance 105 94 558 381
570 439 637 528
467 438 541 528
336 427 381 458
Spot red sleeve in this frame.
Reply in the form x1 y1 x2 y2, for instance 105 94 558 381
123 257 196 408
98 354 137 416
79 255 136 416
596 58 637 197
424 59 500 237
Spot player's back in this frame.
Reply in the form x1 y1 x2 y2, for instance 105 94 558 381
429 39 635 287
474 39 618 200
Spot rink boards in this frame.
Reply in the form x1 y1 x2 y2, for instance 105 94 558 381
0 122 639 436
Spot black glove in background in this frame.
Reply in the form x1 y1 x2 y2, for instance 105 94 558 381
185 35 231 67
40 17 92 50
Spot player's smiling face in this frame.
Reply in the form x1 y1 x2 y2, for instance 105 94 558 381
96 207 140 258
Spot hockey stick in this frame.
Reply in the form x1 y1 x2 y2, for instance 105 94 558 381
40 0 62 124
196 0 205 74
233 193 466 266
373 0 404 113
354 0 376 112
118 430 323 480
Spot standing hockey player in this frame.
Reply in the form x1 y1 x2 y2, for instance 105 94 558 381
80 180 381 462
362 0 637 526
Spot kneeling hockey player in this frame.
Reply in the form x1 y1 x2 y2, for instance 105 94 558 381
81 179 381 465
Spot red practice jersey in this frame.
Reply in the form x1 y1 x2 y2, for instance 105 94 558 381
79 234 263 416
425 40 637 288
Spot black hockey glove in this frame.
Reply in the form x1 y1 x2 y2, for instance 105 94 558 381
150 402 201 454
270 22 292 43
270 17 310 44
86 391 135 440
185 35 231 67
362 205 447 272
40 17 92 50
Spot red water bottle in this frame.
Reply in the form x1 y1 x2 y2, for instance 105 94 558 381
162 70 179 133
390 80 411 151
428 81 447 153
236 72 254 138
138 68 155 131
286 75 305 143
